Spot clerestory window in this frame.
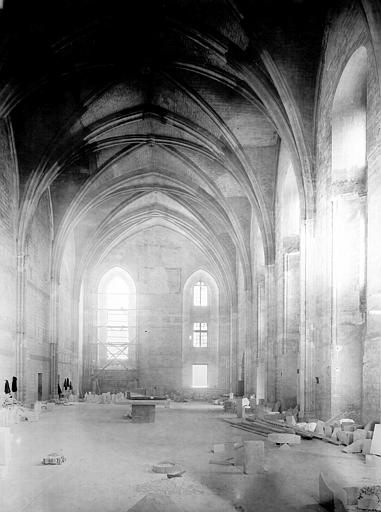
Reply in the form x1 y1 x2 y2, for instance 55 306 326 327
193 281 207 306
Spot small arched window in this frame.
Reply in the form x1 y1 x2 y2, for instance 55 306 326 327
193 281 207 306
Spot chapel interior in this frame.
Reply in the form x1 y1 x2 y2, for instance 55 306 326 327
0 1 381 511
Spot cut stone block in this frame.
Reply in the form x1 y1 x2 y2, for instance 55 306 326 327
362 439 372 454
315 420 325 435
268 433 301 445
243 440 264 474
342 440 363 453
307 422 317 432
370 424 381 456
337 431 353 446
353 429 367 442
324 424 333 437
0 427 11 465
286 415 296 426
332 427 340 440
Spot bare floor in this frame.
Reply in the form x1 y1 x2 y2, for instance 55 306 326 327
0 402 375 512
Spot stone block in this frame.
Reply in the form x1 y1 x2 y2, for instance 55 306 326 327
243 440 264 474
316 420 325 435
370 424 381 456
268 433 301 445
324 424 333 437
332 427 340 440
337 431 353 445
342 440 363 453
362 439 372 454
286 415 296 426
307 422 317 432
353 429 367 442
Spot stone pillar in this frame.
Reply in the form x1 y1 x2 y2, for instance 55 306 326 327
255 279 266 401
16 251 26 402
280 249 300 409
265 264 276 403
49 276 59 398
299 218 316 419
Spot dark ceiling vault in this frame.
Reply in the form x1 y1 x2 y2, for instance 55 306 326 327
0 0 330 291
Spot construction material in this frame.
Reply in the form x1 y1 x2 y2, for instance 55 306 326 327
152 461 177 474
243 440 264 474
268 433 301 445
370 424 381 456
167 469 185 479
342 440 364 453
337 431 354 445
42 452 66 465
358 485 381 511
225 416 314 439
354 429 368 442
362 439 372 454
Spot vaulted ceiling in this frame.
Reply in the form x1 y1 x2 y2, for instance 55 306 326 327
0 0 329 290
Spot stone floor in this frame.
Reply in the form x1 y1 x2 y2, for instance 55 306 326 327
0 402 376 512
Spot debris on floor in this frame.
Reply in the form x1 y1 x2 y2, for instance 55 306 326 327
42 452 66 465
126 493 182 512
358 486 381 511
267 433 301 446
152 461 178 474
167 470 186 479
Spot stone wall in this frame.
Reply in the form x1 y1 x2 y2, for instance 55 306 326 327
24 190 52 404
57 233 79 395
87 225 231 395
0 120 17 391
314 0 381 421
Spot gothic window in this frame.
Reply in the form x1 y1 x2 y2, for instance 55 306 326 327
193 281 207 306
193 322 208 347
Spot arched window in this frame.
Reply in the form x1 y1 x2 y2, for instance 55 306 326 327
97 268 136 368
193 281 207 306
182 270 219 391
